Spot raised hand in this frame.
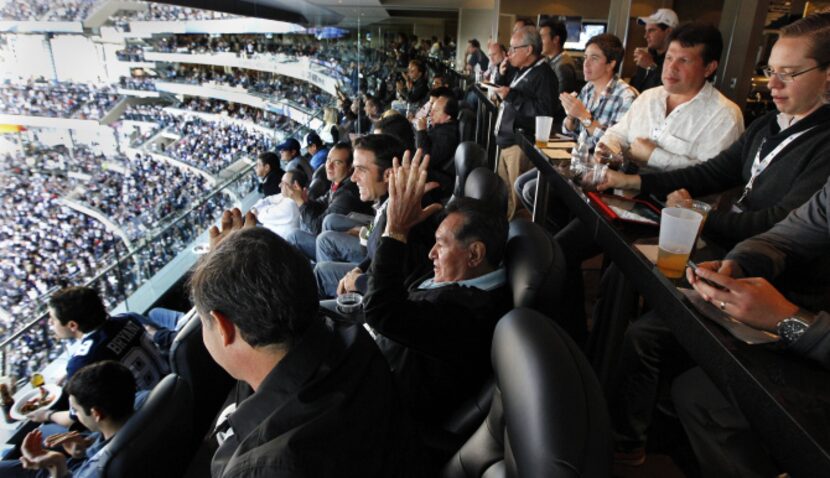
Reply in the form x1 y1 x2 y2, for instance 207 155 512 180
385 149 442 239
209 208 257 250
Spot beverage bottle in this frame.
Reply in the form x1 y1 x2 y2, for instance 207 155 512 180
570 133 590 177
0 384 14 423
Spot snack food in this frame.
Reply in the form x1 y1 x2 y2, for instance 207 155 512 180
19 386 53 414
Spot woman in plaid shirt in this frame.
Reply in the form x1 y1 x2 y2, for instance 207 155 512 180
515 33 637 211
560 34 639 149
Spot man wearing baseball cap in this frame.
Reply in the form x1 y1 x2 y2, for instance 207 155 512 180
305 132 329 171
276 137 313 179
630 8 679 92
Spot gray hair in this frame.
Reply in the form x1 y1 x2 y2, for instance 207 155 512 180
515 26 542 56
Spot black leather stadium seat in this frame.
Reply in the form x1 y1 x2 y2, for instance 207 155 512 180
463 167 507 218
307 164 330 201
102 374 193 478
458 108 476 143
452 142 487 199
169 310 235 455
442 308 612 478
505 219 566 318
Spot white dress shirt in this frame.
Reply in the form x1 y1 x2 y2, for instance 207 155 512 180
600 82 744 171
250 194 300 238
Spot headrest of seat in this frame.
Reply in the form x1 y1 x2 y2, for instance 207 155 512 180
102 374 193 478
505 219 565 314
169 309 200 376
453 142 486 198
463 167 507 218
490 308 611 477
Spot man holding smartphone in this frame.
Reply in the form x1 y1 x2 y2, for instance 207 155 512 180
677 174 830 477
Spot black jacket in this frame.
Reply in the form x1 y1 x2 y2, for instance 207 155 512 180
415 122 459 197
211 319 426 478
357 196 437 280
640 105 830 250
298 177 373 235
495 58 563 147
629 49 665 93
364 238 513 425
401 76 429 105
257 171 280 197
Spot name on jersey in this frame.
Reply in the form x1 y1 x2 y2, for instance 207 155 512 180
106 320 142 355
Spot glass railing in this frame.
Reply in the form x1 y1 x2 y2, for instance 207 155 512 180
0 106 327 382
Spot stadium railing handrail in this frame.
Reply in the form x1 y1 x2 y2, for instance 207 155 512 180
0 104 329 379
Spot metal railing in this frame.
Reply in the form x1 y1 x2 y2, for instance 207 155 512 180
0 106 328 380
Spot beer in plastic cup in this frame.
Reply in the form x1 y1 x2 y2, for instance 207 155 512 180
678 199 712 237
535 116 554 148
657 207 704 279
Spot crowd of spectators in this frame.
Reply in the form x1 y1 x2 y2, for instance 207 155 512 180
0 164 119 375
0 0 95 22
165 116 274 174
179 97 296 133
81 153 212 240
115 44 145 62
119 75 157 91
0 80 119 120
114 2 236 22
161 63 331 111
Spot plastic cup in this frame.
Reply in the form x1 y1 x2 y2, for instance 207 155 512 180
678 199 712 237
535 116 554 148
657 207 703 279
336 292 364 314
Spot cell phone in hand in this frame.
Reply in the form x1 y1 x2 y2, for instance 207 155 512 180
687 260 728 291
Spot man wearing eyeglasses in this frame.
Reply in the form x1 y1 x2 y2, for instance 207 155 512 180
284 142 374 260
594 14 830 469
494 25 563 219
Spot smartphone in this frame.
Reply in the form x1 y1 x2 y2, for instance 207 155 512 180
687 260 728 290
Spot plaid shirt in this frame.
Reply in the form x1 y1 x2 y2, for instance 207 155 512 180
562 76 638 150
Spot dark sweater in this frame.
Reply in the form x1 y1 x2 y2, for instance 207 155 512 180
365 238 512 424
257 171 280 197
415 122 460 197
298 177 373 235
639 105 830 249
495 59 563 147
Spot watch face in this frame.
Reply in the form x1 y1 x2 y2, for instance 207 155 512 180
778 318 810 343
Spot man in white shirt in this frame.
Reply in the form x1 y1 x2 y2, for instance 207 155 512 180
598 23 744 172
249 169 305 238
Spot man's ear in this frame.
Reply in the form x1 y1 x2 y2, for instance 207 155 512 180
467 241 487 268
383 167 393 183
90 406 106 423
209 310 237 347
704 60 719 80
67 320 81 334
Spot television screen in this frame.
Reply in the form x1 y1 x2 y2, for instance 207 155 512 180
564 22 607 51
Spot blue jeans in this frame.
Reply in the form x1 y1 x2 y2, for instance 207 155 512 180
284 229 318 261
314 261 359 299
147 308 185 330
316 231 365 264
322 213 366 232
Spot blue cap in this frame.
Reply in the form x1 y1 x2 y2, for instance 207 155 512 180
276 138 301 152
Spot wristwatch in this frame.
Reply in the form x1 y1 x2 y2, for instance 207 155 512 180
776 309 816 344
580 114 593 128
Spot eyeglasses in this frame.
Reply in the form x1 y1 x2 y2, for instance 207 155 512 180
508 44 530 54
761 63 828 83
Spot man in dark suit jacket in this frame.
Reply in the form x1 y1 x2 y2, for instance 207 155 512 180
313 134 437 298
415 89 461 199
283 142 374 260
364 157 511 459
254 152 283 197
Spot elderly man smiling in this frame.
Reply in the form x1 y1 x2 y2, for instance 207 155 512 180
363 153 512 454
